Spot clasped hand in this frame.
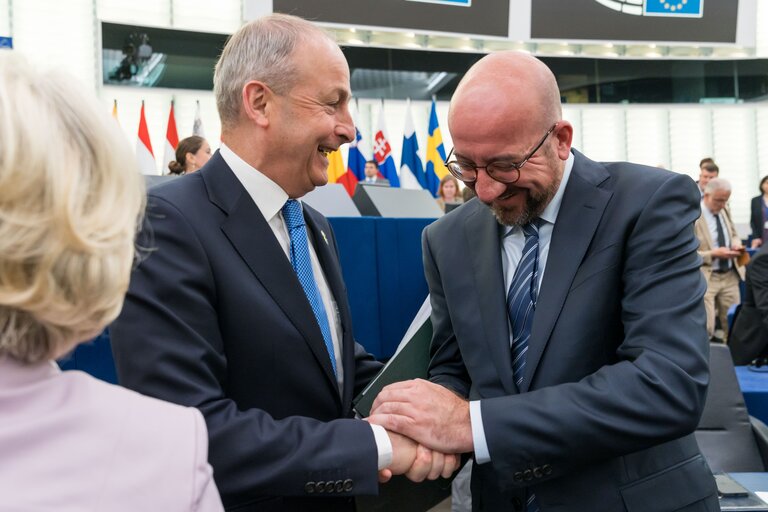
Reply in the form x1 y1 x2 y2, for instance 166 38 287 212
376 430 460 483
368 379 474 483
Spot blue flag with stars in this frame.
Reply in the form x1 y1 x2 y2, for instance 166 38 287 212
644 0 703 17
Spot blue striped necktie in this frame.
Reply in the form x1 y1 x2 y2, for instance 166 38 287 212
282 200 337 375
507 220 541 512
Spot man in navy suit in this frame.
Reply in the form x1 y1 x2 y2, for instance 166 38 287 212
369 52 718 511
111 14 455 512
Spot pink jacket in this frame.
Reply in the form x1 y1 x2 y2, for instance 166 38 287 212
0 356 223 511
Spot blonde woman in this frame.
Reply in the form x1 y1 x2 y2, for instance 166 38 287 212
0 53 223 511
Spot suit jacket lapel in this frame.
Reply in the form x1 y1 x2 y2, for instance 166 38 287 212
520 151 612 392
464 203 518 394
202 157 340 398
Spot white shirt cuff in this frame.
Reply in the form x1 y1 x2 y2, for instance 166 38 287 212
470 400 491 464
370 423 393 470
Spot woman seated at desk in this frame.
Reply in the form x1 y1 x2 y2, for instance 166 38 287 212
436 174 463 212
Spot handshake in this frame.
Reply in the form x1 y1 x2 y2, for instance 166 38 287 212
367 379 474 483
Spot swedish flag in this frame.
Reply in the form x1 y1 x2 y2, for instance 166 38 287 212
425 100 449 197
643 0 702 17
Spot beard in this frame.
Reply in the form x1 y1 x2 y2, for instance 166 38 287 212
489 150 563 227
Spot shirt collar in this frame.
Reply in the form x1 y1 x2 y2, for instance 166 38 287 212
219 143 289 223
539 151 574 226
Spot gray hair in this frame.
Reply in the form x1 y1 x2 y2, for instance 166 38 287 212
705 177 731 194
213 13 333 130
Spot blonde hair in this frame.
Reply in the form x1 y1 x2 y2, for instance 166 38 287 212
213 13 333 131
0 53 145 363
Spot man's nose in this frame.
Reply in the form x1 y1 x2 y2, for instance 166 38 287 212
473 169 507 203
336 104 355 144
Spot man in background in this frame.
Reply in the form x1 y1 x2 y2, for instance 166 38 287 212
698 159 719 197
363 159 390 185
369 51 717 511
695 178 745 342
111 14 455 512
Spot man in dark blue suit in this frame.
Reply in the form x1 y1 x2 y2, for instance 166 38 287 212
111 14 456 512
369 52 718 511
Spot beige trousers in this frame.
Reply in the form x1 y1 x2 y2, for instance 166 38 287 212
703 269 741 339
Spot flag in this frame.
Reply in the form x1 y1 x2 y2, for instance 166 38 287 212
136 100 156 174
643 0 703 17
373 107 400 187
325 148 346 184
425 100 449 197
193 100 205 137
337 128 367 196
163 101 179 174
348 128 367 181
400 101 426 190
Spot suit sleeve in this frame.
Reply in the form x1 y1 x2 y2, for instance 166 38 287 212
475 174 708 485
111 196 380 505
422 228 472 398
695 219 714 266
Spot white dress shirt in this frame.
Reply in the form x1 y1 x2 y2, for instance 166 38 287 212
219 144 392 470
469 152 575 464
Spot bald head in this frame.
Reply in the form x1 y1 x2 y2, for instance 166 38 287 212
449 52 561 134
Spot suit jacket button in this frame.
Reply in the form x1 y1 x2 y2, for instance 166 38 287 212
343 479 354 492
543 464 552 475
325 481 336 493
523 469 533 481
315 481 325 493
533 467 543 478
305 482 315 494
335 480 344 493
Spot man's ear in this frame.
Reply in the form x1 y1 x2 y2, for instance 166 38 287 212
242 80 270 127
554 121 573 161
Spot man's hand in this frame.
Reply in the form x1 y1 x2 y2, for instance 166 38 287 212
711 246 741 259
369 379 473 454
377 431 461 483
752 238 762 249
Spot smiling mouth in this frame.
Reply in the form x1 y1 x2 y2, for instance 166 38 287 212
318 145 336 156
498 188 524 201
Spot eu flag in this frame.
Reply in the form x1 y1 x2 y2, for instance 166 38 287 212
644 0 703 17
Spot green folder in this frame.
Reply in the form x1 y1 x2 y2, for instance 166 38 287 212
354 299 433 417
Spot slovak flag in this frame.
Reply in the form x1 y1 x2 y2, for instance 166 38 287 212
162 101 179 174
136 100 156 174
400 100 426 190
373 107 400 187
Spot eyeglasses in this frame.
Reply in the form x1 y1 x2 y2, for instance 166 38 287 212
444 123 558 184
